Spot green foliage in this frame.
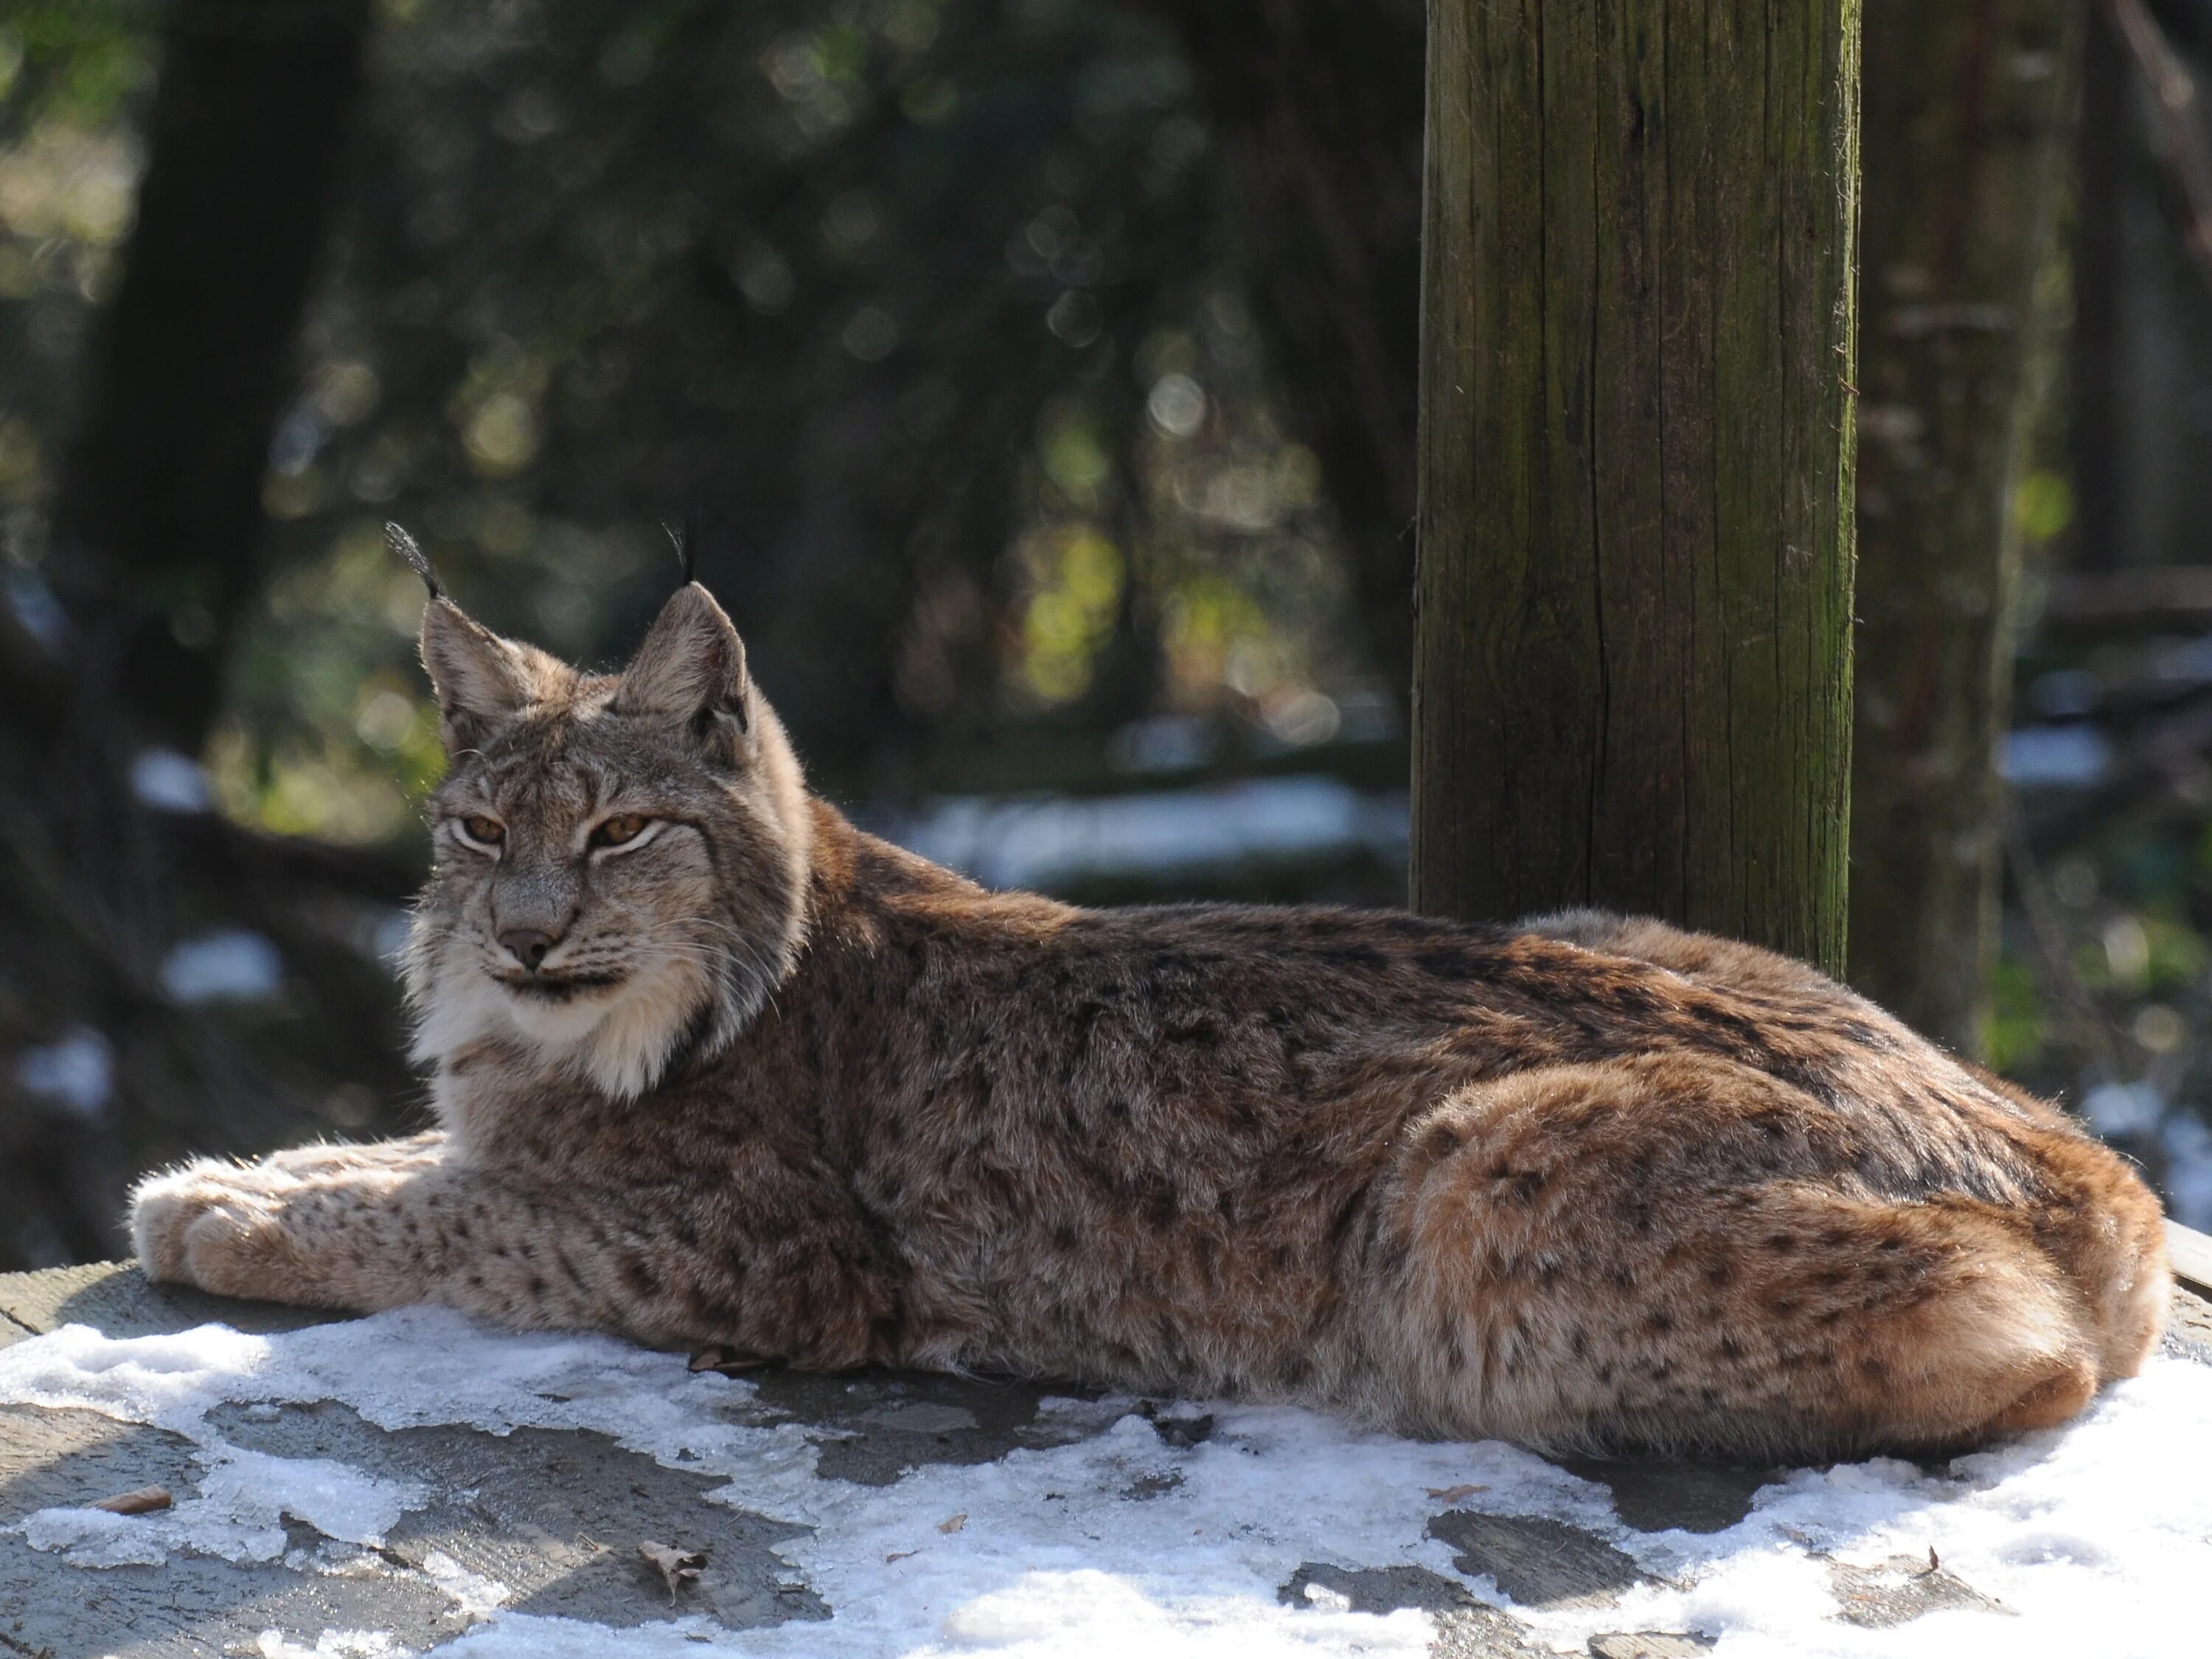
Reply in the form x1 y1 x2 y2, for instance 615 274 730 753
0 5 157 530
2003 804 2212 1190
1984 950 2045 1075
1017 524 1122 704
2014 467 2073 543
0 4 160 136
1 0 1384 849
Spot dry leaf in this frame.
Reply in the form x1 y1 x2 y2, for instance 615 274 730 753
936 1512 967 1534
1922 1546 1941 1575
885 1548 919 1562
639 1540 706 1600
687 1345 771 1375
1425 1484 1487 1503
88 1486 172 1515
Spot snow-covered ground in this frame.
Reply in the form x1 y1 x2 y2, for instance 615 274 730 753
3 1304 2211 1658
876 776 1408 892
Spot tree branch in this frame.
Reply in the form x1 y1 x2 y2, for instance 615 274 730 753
2104 0 2212 293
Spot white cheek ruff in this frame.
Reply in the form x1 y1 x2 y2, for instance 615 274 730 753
565 958 709 1098
408 936 712 1106
500 954 710 1101
404 934 509 1071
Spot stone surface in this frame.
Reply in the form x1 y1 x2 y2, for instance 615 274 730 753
2167 1279 2212 1362
1586 1635 1715 1658
1276 1561 1570 1659
0 1396 827 1658
1425 1509 1657 1610
207 1403 829 1630
1827 1554 2006 1629
4 1262 2210 1658
747 1366 1110 1489
0 1267 1158 1659
2166 1220 2212 1298
0 1259 344 1349
1557 1457 1781 1536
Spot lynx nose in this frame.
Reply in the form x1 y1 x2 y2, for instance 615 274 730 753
498 927 559 972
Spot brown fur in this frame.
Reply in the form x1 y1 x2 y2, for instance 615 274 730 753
132 582 2170 1461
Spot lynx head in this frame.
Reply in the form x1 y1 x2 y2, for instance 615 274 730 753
402 574 813 1102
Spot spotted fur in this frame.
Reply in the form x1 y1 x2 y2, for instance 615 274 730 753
132 584 2170 1459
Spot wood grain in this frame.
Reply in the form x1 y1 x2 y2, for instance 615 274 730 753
2166 1220 2212 1299
1413 1 1862 974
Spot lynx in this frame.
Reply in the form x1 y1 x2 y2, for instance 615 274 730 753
133 558 2170 1459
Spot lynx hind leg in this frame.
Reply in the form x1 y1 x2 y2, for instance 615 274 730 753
1733 1187 2100 1447
1374 1054 2107 1459
1992 1107 2171 1385
1522 911 2171 1385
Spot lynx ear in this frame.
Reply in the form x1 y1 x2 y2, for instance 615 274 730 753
614 582 751 742
418 599 568 749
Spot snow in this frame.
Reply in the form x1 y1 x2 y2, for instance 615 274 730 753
21 1445 420 1568
2162 1113 2212 1228
159 927 286 1004
257 1635 407 1659
130 746 213 814
1107 715 1220 774
5 570 68 650
3 1307 2210 1658
882 776 1408 891
2087 1082 2212 1229
418 1550 513 1620
2087 1082 2167 1138
2002 725 2112 787
14 1024 112 1117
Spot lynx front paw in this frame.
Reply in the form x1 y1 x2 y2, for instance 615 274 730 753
258 1133 445 1180
130 1160 310 1302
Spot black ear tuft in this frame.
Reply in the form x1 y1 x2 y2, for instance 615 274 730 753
387 524 442 600
663 515 699 587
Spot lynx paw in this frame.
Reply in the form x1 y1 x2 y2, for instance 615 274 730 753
130 1160 310 1302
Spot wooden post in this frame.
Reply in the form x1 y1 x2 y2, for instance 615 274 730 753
1411 1 1863 975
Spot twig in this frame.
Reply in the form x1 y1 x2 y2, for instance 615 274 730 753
2041 566 2212 633
87 1486 172 1515
2104 0 2212 293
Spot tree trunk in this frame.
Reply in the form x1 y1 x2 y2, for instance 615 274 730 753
1125 0 1427 703
2073 3 2127 574
1411 1 1862 975
1847 0 2078 1054
0 0 392 1273
2067 1 2212 571
49 0 371 754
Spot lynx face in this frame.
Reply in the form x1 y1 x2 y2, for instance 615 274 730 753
403 582 813 1102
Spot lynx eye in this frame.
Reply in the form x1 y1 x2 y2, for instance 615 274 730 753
588 813 652 849
456 814 504 848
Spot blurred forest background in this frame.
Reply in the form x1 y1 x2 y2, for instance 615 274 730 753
6 0 2212 1269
